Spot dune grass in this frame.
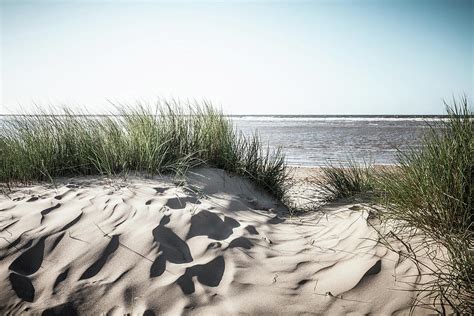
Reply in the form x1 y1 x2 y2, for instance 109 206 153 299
379 99 472 238
316 159 377 201
0 101 289 200
316 98 472 313
377 98 473 314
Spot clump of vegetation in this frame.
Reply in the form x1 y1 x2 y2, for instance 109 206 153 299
0 101 289 200
378 98 473 314
317 159 377 200
315 98 472 313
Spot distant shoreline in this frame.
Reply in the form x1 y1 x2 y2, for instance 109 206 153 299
0 114 455 118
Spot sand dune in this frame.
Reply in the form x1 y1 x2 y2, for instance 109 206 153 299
0 168 432 315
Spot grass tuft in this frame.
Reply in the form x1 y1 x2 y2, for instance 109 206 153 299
0 101 289 200
377 97 473 314
317 159 377 201
315 98 472 313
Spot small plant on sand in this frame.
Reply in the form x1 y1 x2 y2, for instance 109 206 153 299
0 101 289 200
317 159 377 200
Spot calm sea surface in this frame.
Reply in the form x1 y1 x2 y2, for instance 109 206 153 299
232 116 441 167
1 115 443 167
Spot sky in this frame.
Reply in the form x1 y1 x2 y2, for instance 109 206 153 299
1 0 473 115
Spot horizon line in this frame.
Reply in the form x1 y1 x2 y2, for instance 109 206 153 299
0 113 456 118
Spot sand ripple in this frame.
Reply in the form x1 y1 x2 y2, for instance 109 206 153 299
0 168 429 315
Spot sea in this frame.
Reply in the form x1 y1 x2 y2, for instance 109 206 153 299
1 115 444 167
231 115 444 167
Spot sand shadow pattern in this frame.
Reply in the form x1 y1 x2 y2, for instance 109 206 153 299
53 267 70 292
244 225 259 235
353 259 383 289
79 235 120 280
364 259 382 277
267 215 285 224
41 203 61 217
47 232 65 255
150 216 193 277
59 213 83 232
9 237 46 275
9 273 35 302
165 196 201 210
41 302 78 316
186 210 240 240
228 237 253 250
153 187 168 194
176 256 225 295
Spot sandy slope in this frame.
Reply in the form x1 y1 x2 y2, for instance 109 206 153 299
0 168 432 315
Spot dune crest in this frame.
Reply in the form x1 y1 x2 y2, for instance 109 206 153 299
0 168 430 315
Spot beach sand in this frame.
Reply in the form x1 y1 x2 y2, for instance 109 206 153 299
0 167 434 315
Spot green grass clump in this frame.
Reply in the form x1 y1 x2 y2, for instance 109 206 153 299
314 98 472 313
378 98 473 314
317 159 377 200
379 100 472 238
0 101 288 200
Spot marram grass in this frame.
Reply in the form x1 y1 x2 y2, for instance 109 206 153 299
316 98 472 314
0 102 289 200
377 98 473 314
316 159 377 201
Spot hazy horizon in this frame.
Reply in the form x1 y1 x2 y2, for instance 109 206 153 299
1 0 473 115
0 111 458 117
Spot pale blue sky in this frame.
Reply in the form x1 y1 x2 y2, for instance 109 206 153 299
1 0 473 114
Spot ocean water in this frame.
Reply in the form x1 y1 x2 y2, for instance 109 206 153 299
232 116 441 167
1 115 442 167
